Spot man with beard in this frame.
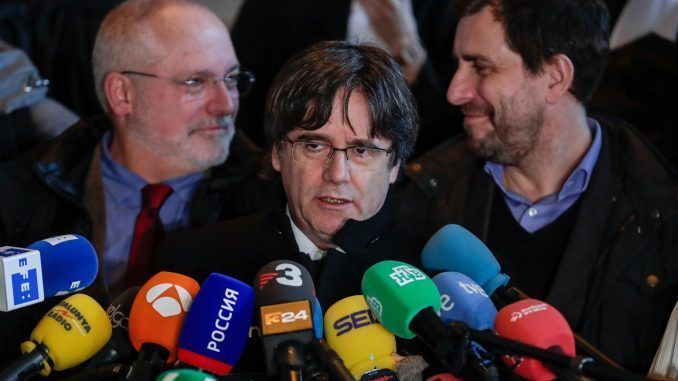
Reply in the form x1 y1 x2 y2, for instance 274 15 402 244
0 0 267 364
400 0 678 373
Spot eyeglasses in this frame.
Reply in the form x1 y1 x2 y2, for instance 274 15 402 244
120 70 255 99
284 137 393 171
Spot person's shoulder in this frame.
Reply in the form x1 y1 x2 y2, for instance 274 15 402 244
403 134 480 194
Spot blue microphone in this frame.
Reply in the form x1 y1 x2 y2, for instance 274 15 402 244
432 271 499 381
433 272 497 331
0 235 98 311
28 234 98 297
177 273 254 376
422 225 509 296
313 298 323 339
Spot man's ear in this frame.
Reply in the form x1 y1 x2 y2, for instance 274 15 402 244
388 160 401 184
104 72 135 116
271 143 282 172
545 54 575 104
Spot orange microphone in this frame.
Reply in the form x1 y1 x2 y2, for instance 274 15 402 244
127 272 200 380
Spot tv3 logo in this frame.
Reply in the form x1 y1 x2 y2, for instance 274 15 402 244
259 263 304 289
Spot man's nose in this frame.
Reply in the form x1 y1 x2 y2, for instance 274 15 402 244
323 150 351 184
447 66 476 106
207 80 237 116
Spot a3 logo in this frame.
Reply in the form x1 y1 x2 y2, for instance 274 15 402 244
145 283 193 317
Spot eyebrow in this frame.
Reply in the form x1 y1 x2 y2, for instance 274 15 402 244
292 132 383 148
460 54 493 66
184 64 241 78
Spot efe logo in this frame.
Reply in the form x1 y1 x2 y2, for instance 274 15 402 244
145 283 193 317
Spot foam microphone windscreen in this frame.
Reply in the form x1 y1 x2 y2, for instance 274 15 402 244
313 297 323 339
28 234 98 297
494 299 576 380
21 293 112 376
324 295 396 378
254 260 315 305
421 225 509 295
361 260 441 339
254 260 316 375
128 271 200 363
433 272 497 331
177 273 254 376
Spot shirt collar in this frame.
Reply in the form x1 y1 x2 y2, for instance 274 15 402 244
484 117 602 203
100 130 204 205
285 205 345 261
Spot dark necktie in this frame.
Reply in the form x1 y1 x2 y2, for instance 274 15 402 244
126 183 173 287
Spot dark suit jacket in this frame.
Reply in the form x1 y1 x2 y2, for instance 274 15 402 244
155 187 428 375
157 188 425 309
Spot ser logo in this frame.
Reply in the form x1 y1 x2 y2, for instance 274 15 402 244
333 308 378 336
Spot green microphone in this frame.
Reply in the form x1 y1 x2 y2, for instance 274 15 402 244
361 260 467 373
155 368 217 381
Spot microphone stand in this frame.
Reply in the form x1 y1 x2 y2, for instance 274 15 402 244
449 322 646 381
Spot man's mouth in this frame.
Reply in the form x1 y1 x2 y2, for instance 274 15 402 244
318 196 350 205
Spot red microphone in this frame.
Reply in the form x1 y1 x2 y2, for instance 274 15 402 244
494 299 575 381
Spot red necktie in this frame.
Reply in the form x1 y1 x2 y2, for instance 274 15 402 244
126 183 173 287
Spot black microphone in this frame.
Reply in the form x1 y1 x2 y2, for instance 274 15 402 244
83 287 139 372
253 260 317 379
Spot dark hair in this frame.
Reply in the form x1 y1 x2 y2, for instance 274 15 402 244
462 0 610 103
264 41 419 166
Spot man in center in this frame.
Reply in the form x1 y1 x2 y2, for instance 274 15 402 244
158 41 421 307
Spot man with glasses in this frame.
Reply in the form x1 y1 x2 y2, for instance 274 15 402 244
159 41 422 312
0 0 266 349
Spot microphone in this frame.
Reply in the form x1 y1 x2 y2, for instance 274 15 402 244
27 234 98 297
155 368 217 381
324 295 397 379
432 272 499 381
0 293 112 380
494 299 575 380
433 271 497 330
0 234 98 311
126 272 200 381
313 297 324 339
177 273 254 376
421 224 622 367
83 287 140 372
253 260 316 378
361 260 467 374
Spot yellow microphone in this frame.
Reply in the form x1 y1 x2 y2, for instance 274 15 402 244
324 295 397 379
0 294 112 380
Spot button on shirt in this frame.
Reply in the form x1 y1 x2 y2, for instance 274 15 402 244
484 118 602 233
100 131 203 291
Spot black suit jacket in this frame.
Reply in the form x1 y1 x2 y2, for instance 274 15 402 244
157 188 425 309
